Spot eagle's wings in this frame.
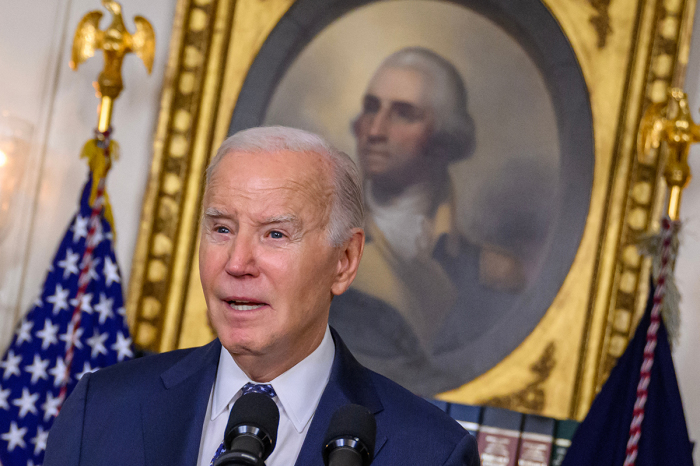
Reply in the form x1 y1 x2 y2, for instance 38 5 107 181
70 11 104 70
131 16 155 74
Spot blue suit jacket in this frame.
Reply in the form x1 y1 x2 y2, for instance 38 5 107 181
44 330 479 465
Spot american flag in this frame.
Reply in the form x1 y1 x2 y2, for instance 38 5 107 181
0 173 133 466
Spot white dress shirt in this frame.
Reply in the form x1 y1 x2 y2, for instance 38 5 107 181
197 326 336 466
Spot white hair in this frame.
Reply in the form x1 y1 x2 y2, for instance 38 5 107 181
205 126 364 246
372 47 476 161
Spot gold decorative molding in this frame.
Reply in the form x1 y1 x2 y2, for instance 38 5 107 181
573 0 696 419
592 0 695 396
126 0 698 421
126 0 237 352
589 0 613 48
480 343 556 414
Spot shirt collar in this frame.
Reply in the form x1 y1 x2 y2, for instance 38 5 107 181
211 326 336 433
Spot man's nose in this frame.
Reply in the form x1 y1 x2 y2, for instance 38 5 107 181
367 108 390 140
224 233 258 277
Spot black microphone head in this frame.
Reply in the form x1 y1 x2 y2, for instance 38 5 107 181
323 404 376 466
224 392 280 460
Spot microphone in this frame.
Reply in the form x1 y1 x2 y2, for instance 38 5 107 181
213 392 280 466
323 404 377 466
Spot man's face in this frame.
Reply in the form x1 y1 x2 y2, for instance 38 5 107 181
199 150 345 367
354 66 436 187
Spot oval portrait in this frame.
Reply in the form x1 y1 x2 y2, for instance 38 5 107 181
230 0 593 396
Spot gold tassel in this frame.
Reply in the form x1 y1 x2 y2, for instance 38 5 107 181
79 138 119 236
635 221 681 348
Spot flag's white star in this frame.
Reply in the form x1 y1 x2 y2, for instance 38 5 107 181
72 215 89 242
1 421 27 451
30 426 49 455
94 293 114 324
12 388 39 418
57 248 80 279
41 391 62 421
103 256 121 287
117 306 126 317
15 319 33 346
36 319 59 350
1 350 22 380
86 331 108 358
46 283 70 315
69 292 93 315
48 357 68 388
59 324 84 352
111 332 133 362
76 361 97 381
0 387 10 409
25 354 49 385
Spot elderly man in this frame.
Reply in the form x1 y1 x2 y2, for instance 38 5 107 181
330 47 524 395
44 126 479 466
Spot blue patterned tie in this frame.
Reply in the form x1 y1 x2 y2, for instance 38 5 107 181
209 383 277 465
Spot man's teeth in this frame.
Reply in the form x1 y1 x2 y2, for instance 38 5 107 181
228 301 264 311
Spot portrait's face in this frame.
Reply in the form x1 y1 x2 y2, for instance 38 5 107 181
199 150 346 366
354 66 436 188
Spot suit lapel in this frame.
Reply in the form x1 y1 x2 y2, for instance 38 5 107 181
142 339 221 466
295 330 388 466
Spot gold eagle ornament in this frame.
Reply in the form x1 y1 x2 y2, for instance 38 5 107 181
70 0 155 99
638 88 700 220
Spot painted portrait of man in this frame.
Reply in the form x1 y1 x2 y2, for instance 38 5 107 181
328 47 524 395
246 0 590 396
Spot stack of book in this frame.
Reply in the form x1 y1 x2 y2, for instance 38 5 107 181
426 400 579 466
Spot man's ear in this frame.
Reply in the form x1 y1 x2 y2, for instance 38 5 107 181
331 228 365 296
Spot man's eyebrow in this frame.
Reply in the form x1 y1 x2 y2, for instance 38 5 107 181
391 101 422 111
203 207 230 218
262 214 302 228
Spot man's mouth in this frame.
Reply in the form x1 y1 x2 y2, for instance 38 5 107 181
361 147 389 157
225 300 266 311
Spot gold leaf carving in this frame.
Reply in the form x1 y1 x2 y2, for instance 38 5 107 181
148 260 168 282
153 233 173 257
179 72 196 94
136 322 158 347
480 343 556 414
588 0 612 48
189 9 209 32
142 297 162 320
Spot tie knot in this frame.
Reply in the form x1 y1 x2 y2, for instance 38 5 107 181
241 382 277 398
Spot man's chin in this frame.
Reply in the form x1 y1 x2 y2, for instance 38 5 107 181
219 331 272 358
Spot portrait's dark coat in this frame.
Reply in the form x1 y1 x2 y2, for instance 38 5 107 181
330 207 519 395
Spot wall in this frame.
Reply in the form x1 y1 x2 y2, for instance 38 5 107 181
0 0 176 341
0 1 697 463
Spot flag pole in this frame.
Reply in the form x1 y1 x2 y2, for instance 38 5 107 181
68 0 155 234
58 0 156 400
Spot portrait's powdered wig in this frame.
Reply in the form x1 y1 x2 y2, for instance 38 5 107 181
371 46 476 162
205 126 365 247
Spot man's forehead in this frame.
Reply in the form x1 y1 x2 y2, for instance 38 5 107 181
367 66 431 105
205 149 334 219
226 149 329 174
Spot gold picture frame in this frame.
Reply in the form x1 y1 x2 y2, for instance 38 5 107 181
126 0 697 420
